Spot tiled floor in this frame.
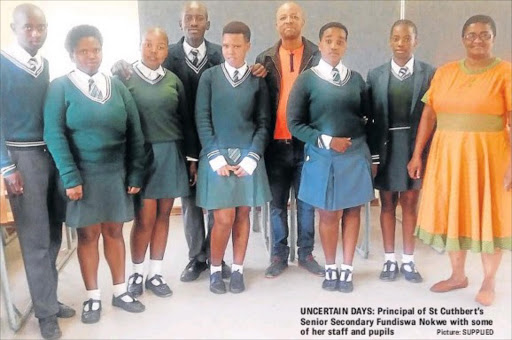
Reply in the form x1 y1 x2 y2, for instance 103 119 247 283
1 207 511 339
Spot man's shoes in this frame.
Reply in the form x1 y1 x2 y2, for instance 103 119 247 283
127 273 144 297
229 271 245 293
209 271 226 294
221 261 232 279
180 259 208 282
322 268 339 291
264 256 288 278
400 262 423 283
39 315 61 339
338 269 354 293
298 255 324 276
430 277 469 293
81 299 101 324
145 274 173 297
379 260 399 281
56 301 76 318
112 292 145 313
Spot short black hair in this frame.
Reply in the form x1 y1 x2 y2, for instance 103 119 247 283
222 21 251 42
390 19 418 37
65 25 103 55
319 22 348 40
462 15 496 37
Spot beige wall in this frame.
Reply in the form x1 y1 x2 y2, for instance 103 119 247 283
1 1 140 80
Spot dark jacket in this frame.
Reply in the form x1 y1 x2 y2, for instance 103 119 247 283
255 37 321 140
366 59 435 166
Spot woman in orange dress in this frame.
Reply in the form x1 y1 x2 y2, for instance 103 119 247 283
408 14 511 306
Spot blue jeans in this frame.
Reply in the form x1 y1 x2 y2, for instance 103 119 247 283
265 140 315 261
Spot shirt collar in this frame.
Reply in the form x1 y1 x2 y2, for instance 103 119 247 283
4 42 43 67
391 55 415 75
224 61 248 79
72 68 107 95
317 58 347 81
183 40 206 61
135 60 165 81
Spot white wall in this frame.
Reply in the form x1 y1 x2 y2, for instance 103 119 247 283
0 1 140 80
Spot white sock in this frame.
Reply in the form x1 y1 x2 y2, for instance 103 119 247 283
325 264 337 280
113 283 133 302
211 265 222 274
132 262 144 276
85 289 101 311
384 253 396 263
340 264 353 281
148 259 162 278
402 253 414 264
232 263 243 274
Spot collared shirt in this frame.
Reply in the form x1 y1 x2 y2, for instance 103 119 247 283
275 44 304 140
4 42 43 69
69 68 107 96
315 58 348 82
223 61 248 80
391 55 415 79
183 40 206 64
134 60 165 81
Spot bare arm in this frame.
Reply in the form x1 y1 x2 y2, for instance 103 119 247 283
407 104 437 179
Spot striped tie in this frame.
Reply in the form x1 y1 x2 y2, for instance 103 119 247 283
88 78 103 100
332 67 341 84
227 148 241 163
28 57 38 71
232 70 240 82
398 67 408 79
190 49 199 66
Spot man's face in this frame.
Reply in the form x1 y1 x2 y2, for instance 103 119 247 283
11 9 48 55
275 3 304 40
179 4 210 42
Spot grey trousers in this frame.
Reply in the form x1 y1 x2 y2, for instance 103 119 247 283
6 147 65 319
181 186 213 263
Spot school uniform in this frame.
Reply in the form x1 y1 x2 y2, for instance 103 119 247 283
44 69 145 228
164 38 223 264
195 62 272 210
121 61 198 200
366 57 435 191
0 45 64 319
287 59 374 211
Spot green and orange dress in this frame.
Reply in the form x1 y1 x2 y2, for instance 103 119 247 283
415 58 511 253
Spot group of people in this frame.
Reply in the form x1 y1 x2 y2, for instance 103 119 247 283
0 1 510 339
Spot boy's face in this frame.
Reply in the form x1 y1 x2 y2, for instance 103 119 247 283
222 33 250 69
318 27 347 67
389 24 417 61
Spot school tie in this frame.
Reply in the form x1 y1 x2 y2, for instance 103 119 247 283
233 70 240 82
332 67 341 84
398 66 408 79
88 78 103 100
28 57 38 71
227 148 241 163
190 49 199 66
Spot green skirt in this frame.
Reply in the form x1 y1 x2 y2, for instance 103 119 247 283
196 148 272 210
65 165 134 228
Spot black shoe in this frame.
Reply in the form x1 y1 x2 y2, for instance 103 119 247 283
39 315 61 339
180 259 208 282
400 262 423 283
264 256 288 278
209 271 226 294
127 273 144 297
338 269 354 293
112 292 145 313
221 261 232 279
379 260 399 281
299 255 325 276
56 301 76 318
145 274 173 297
322 268 339 291
229 271 245 293
81 299 102 324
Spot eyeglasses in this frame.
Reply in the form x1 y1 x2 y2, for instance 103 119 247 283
464 32 493 42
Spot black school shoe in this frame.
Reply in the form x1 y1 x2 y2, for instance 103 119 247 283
127 273 144 297
338 269 354 293
180 259 208 282
379 260 399 281
145 274 173 297
209 271 226 294
229 271 245 293
400 262 423 283
56 301 76 318
112 292 145 313
322 268 339 291
39 315 61 339
81 299 102 324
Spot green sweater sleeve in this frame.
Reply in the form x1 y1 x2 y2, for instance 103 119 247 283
176 77 199 159
195 70 219 159
118 81 145 188
248 78 271 160
44 79 83 189
287 74 322 145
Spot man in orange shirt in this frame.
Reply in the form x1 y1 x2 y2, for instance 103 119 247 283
255 2 323 278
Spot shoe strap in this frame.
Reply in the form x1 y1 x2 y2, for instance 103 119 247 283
148 274 167 286
83 298 101 311
129 273 143 284
116 291 137 302
402 262 418 273
340 269 353 282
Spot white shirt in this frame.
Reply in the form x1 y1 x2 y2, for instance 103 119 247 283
183 40 206 64
70 68 107 97
134 60 165 81
4 42 43 69
391 55 415 80
223 61 248 80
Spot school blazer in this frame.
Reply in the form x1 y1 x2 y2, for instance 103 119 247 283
366 59 435 166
